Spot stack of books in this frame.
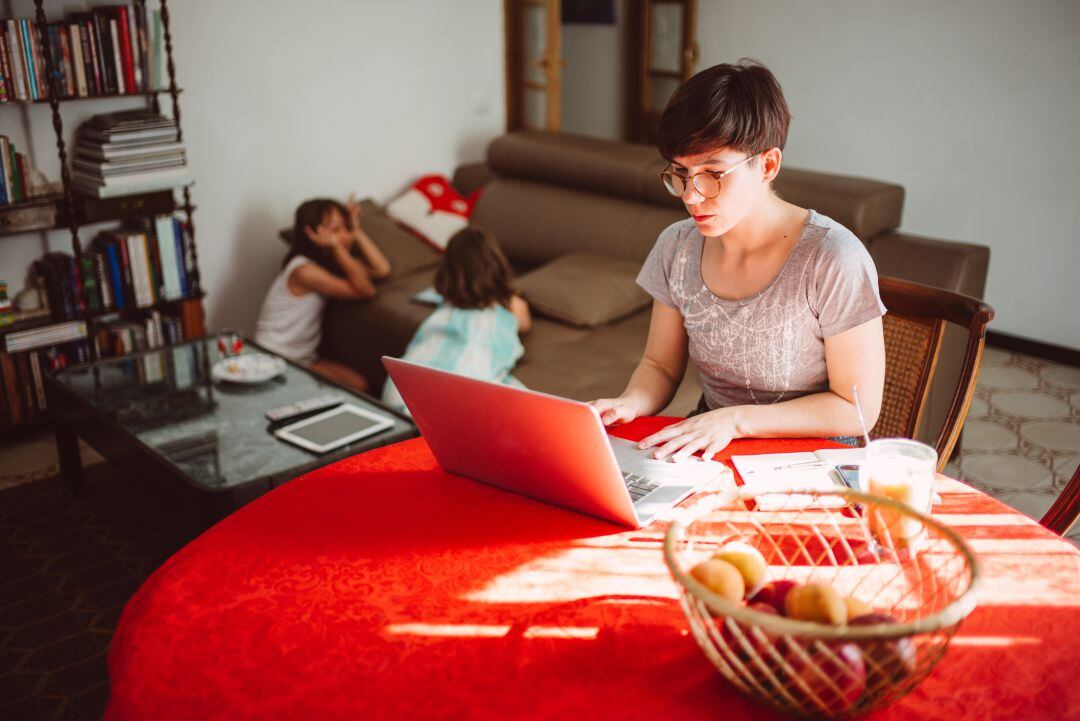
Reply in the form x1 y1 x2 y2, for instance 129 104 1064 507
33 213 198 320
72 110 190 198
0 6 166 103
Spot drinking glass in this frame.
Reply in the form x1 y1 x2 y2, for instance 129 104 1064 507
859 438 937 550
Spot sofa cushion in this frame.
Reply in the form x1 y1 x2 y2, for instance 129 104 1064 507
516 253 652 328
472 177 686 268
488 130 670 203
279 199 440 280
773 168 904 241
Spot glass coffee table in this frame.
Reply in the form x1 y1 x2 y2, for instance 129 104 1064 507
45 335 417 521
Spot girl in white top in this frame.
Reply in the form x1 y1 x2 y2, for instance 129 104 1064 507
255 195 390 393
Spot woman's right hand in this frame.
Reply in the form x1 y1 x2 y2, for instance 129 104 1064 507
590 397 640 426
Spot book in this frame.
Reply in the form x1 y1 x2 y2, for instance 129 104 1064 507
68 21 88 96
108 18 124 94
731 448 866 510
155 214 182 299
92 10 116 94
115 6 135 92
4 319 87 352
5 21 26 100
19 20 37 100
0 30 11 102
28 350 46 411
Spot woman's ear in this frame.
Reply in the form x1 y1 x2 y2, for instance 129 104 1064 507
761 148 783 183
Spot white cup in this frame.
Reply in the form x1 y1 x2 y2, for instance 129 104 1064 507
859 438 937 549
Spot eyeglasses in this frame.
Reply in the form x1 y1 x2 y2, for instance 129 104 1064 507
658 153 760 199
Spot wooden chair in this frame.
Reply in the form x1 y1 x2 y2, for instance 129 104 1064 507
1041 464 1080 536
873 276 995 472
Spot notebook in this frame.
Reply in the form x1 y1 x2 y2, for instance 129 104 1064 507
731 447 865 510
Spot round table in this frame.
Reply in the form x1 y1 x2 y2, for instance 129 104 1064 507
105 418 1080 721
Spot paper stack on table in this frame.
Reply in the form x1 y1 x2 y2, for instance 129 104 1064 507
731 448 865 510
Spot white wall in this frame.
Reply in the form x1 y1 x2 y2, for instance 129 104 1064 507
561 0 626 139
697 0 1080 349
0 0 505 333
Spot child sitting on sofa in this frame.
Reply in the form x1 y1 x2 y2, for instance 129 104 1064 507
382 227 531 416
255 195 391 393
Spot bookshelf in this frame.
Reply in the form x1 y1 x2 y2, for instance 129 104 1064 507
0 0 205 430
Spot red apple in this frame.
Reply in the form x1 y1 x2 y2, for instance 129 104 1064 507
786 641 867 714
849 613 917 694
751 579 798 614
720 602 783 670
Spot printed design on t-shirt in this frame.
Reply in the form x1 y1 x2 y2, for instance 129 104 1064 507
667 228 825 407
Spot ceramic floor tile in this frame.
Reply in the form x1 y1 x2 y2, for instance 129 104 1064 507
960 454 1054 492
1020 420 1080 454
991 390 1071 419
1052 453 1080 476
981 347 1013 366
977 365 1040 391
960 420 1018 452
1040 364 1080 390
967 396 989 419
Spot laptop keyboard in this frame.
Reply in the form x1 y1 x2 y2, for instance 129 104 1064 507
622 471 660 503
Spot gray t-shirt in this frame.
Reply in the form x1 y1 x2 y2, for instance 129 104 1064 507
636 210 886 410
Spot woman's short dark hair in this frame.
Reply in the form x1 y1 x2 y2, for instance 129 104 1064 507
657 59 791 161
285 198 350 274
435 227 515 310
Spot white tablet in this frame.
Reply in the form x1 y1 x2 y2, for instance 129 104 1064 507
274 403 395 453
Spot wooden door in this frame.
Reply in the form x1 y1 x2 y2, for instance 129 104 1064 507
505 0 563 132
626 0 698 143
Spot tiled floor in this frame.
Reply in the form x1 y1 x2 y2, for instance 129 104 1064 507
942 347 1080 544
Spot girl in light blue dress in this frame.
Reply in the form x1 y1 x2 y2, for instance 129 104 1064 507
382 228 531 416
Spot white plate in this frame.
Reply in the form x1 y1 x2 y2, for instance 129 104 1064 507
211 353 286 385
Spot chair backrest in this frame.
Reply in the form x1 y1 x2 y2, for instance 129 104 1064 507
874 276 994 471
1041 464 1080 536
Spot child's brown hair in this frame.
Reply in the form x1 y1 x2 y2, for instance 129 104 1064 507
285 198 350 275
435 228 515 310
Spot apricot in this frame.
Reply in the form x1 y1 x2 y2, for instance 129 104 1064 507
711 542 768 597
785 583 848 625
690 558 746 603
844 595 872 619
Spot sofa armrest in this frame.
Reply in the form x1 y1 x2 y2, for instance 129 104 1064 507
869 231 990 299
451 162 494 197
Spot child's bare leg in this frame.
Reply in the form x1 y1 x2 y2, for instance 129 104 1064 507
309 359 369 394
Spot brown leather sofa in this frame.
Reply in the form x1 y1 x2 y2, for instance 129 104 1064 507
319 131 989 448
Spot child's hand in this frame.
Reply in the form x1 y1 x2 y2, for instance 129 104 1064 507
346 192 362 230
305 224 340 249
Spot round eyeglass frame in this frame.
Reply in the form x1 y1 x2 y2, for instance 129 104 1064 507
659 152 761 199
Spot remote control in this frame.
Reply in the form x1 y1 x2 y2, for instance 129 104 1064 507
265 394 344 422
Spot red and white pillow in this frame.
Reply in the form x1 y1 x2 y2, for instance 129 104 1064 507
386 175 482 251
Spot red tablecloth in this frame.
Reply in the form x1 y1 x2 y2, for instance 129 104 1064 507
106 418 1080 721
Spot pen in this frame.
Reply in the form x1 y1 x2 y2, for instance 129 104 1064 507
771 459 831 472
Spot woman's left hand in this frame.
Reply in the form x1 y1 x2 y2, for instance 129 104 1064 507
637 408 740 462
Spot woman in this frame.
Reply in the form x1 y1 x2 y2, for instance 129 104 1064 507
592 60 886 461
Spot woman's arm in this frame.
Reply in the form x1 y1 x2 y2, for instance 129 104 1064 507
638 316 885 460
591 301 690 425
509 294 532 334
347 194 392 279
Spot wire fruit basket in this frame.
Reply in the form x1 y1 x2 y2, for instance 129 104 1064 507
663 487 980 719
